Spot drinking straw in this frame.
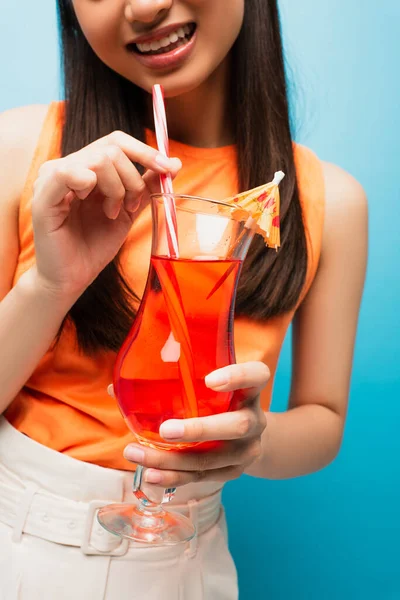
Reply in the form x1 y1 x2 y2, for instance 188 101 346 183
152 84 197 418
206 261 239 301
152 85 179 258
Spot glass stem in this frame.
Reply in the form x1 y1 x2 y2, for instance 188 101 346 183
133 465 176 507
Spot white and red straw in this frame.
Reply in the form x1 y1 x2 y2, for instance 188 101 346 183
152 85 179 258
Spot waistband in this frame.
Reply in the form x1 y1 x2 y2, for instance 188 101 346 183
0 417 222 556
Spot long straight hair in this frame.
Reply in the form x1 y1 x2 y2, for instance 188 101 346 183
56 0 307 354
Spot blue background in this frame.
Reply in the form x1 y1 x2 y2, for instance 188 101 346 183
1 1 399 598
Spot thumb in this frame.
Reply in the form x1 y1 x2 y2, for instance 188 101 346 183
143 157 182 195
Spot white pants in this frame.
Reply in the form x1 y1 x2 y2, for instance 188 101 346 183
0 418 238 599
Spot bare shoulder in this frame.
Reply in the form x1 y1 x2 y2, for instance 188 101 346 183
0 104 49 150
0 104 49 204
321 161 368 258
322 161 368 220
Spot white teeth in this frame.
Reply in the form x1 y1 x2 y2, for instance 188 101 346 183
140 42 151 52
136 25 193 54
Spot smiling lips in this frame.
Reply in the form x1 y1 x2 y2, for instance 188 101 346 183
134 24 196 56
128 22 197 70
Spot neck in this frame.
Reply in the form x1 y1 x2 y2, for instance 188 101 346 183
149 60 233 148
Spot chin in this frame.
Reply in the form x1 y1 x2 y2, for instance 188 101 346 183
136 65 221 99
158 78 205 98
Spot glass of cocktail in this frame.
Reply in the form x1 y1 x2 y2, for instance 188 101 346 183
97 193 256 545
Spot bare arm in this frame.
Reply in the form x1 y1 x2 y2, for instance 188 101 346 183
246 162 368 479
0 105 76 415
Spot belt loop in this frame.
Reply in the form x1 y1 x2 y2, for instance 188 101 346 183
186 499 199 558
11 483 39 543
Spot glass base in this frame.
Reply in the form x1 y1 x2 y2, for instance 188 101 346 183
97 503 196 546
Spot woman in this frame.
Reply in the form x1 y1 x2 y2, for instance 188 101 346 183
0 0 368 598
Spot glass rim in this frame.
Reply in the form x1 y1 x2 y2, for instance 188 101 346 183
150 193 233 210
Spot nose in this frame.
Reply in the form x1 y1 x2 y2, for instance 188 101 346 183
124 0 173 25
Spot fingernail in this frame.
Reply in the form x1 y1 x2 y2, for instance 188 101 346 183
125 191 140 212
171 157 182 170
109 204 120 220
155 154 174 170
145 469 163 484
123 446 145 463
160 420 185 440
205 370 230 388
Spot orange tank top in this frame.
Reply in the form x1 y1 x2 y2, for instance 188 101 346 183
6 102 325 470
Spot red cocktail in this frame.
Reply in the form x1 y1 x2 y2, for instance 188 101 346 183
98 194 255 544
117 256 241 449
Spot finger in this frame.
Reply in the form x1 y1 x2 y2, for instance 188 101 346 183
142 162 182 196
34 161 97 209
84 152 126 219
123 191 141 214
63 191 76 206
143 465 245 487
159 407 265 443
104 145 146 213
107 384 115 397
124 440 249 472
99 130 182 175
205 361 270 400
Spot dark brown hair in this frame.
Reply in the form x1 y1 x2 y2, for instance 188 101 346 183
57 0 307 354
